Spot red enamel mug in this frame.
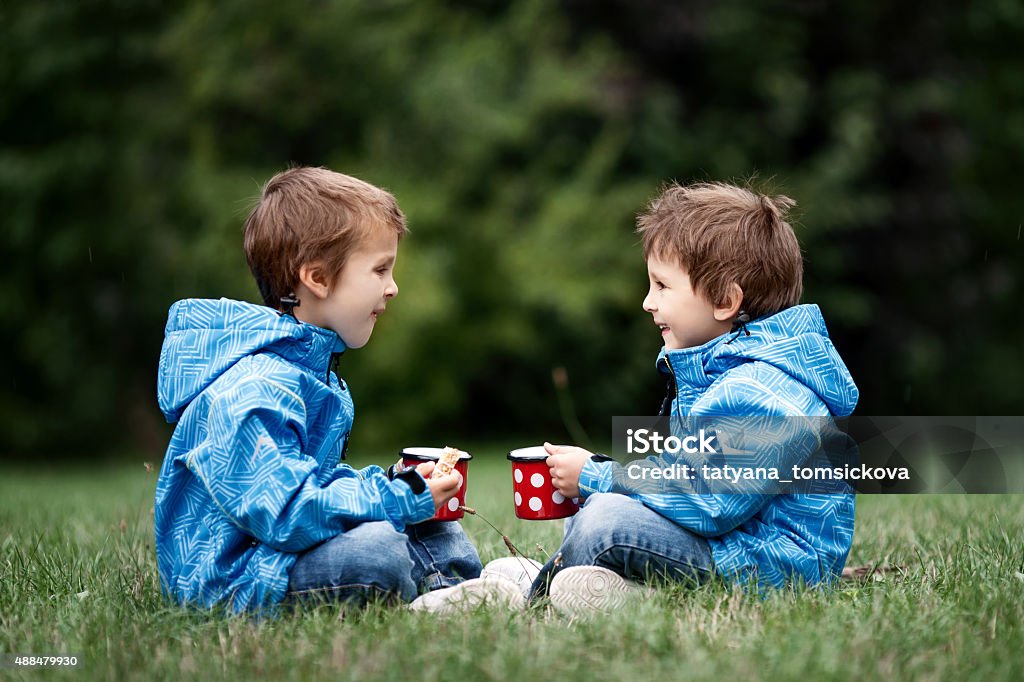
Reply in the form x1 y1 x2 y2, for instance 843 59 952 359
507 446 580 520
400 447 472 521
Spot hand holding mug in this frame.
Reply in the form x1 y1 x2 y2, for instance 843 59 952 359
420 462 463 511
401 447 473 520
543 442 593 499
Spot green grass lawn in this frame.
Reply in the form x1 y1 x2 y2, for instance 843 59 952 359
2 449 1023 681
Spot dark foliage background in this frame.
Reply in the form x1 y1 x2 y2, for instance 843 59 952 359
2 0 1021 459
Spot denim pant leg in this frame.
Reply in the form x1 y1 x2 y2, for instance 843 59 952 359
287 521 418 606
529 492 714 599
403 520 483 592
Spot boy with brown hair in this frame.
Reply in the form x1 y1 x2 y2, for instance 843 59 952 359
532 181 859 614
155 167 520 614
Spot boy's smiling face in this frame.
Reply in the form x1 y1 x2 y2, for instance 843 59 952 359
642 255 733 350
300 229 399 348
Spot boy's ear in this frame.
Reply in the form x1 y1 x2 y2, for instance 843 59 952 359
713 283 744 322
297 262 331 300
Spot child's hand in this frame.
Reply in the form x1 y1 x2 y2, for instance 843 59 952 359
416 462 463 511
414 461 435 480
544 442 592 499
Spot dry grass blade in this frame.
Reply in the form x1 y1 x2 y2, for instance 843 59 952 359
841 564 908 581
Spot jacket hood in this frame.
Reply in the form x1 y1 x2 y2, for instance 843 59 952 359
659 304 859 416
157 298 346 423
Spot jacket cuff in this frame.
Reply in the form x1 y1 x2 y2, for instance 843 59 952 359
385 458 407 480
578 458 614 498
382 473 435 529
394 468 426 494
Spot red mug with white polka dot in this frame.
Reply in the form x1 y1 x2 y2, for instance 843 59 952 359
507 446 580 520
400 447 473 521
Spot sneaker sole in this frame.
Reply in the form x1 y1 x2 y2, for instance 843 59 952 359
409 577 525 615
548 566 640 616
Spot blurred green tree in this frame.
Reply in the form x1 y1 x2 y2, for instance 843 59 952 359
1 0 182 453
2 0 1021 458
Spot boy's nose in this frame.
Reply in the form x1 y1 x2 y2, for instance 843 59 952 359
642 291 656 312
385 279 398 299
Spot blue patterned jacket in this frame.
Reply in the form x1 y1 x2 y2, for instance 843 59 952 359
578 304 859 587
155 298 435 613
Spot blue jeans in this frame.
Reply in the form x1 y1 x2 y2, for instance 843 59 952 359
529 492 715 599
286 520 482 607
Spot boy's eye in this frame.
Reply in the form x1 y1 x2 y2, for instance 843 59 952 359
655 280 666 290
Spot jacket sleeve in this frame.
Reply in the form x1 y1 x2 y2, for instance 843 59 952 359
185 376 435 552
584 372 828 537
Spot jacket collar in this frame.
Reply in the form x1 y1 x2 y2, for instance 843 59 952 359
269 312 347 376
656 304 829 388
656 333 728 388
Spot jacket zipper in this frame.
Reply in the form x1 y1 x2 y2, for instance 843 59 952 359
327 352 344 385
659 359 678 417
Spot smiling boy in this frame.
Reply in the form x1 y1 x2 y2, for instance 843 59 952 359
155 167 517 614
533 182 859 614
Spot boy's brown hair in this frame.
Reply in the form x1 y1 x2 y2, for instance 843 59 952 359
637 181 803 319
243 167 408 308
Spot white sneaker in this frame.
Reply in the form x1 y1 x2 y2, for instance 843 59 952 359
548 566 650 616
409 577 525 614
480 557 543 597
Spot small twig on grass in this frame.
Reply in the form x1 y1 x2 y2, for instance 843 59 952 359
459 505 526 557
